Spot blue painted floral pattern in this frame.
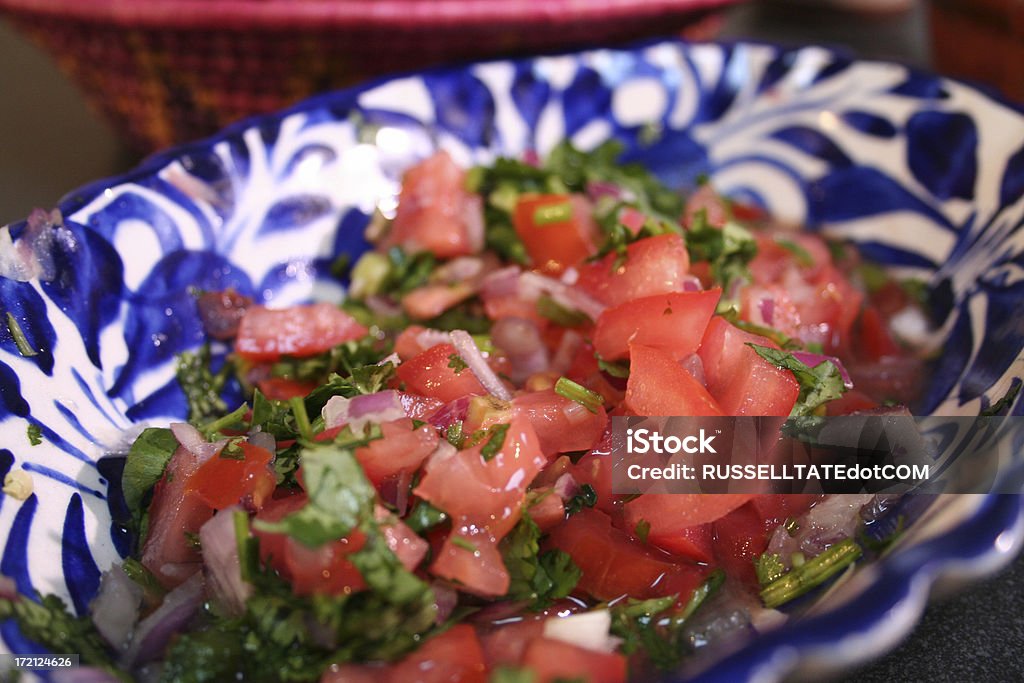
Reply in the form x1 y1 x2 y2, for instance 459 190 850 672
1 39 1022 682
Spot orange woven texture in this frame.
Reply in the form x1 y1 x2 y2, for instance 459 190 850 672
930 0 1024 102
4 10 725 152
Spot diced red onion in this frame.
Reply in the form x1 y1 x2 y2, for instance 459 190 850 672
450 330 512 401
427 397 470 431
480 265 523 300
462 194 486 253
378 352 400 367
767 494 873 562
551 330 583 375
790 352 854 389
759 296 775 326
519 272 606 321
416 327 455 350
425 440 458 469
561 401 592 426
247 430 276 454
679 354 706 386
123 572 204 666
586 180 628 202
433 256 485 284
542 609 620 654
365 294 404 319
431 581 459 624
199 507 251 618
322 390 406 430
680 275 703 292
90 565 143 650
492 317 550 384
170 423 226 461
522 149 541 167
553 473 580 502
0 574 16 600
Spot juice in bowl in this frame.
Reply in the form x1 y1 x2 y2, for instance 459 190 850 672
1 39 1023 682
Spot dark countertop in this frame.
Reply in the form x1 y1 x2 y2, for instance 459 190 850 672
1 2 1022 681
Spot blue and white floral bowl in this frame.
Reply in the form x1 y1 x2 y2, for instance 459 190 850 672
1 38 1023 681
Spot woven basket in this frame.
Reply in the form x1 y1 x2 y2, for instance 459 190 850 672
1 0 740 152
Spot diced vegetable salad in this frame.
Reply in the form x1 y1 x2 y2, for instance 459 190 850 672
1 142 934 683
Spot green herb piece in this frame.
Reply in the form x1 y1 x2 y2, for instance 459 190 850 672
480 423 511 461
754 552 786 587
5 312 37 357
161 620 245 683
0 594 126 680
121 557 166 607
858 515 907 555
533 201 573 226
303 360 396 417
253 443 376 547
446 421 464 448
634 518 651 543
684 216 758 312
775 238 814 267
348 251 391 299
747 344 848 416
26 423 41 446
490 666 537 683
857 262 889 293
176 344 233 423
199 402 249 440
406 500 449 534
447 353 468 373
760 538 862 609
720 310 801 351
384 247 438 296
565 483 598 516
537 294 590 327
501 516 581 609
981 382 1021 417
451 536 479 553
554 376 604 413
610 570 724 670
597 356 630 378
288 396 313 442
784 517 800 536
122 427 179 515
234 510 259 583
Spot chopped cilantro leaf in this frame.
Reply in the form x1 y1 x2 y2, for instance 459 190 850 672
405 500 449 534
448 353 468 373
565 483 598 516
490 666 537 683
760 539 861 609
537 294 590 327
981 382 1021 417
634 518 651 543
176 344 233 423
554 377 604 413
122 427 179 516
747 344 848 416
480 423 510 461
501 516 581 609
684 216 758 313
754 552 786 586
451 536 478 553
26 423 41 446
597 356 630 378
5 311 38 357
775 238 814 267
304 360 396 417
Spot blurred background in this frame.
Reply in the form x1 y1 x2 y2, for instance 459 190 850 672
0 0 1022 679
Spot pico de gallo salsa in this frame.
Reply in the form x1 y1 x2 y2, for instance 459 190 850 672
1 142 935 682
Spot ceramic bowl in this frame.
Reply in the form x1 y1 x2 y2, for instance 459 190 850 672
1 38 1023 681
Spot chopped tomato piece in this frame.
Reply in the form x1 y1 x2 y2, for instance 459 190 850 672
593 290 720 361
377 507 430 572
576 234 692 307
546 508 707 601
527 489 566 532
513 194 600 274
235 303 368 361
388 624 488 683
512 389 607 454
140 444 216 587
698 316 799 416
185 440 276 510
284 532 367 597
402 282 476 320
384 151 484 259
622 494 753 562
355 418 439 489
480 619 546 668
857 305 901 361
414 416 545 540
522 637 628 683
395 343 487 403
256 376 319 400
431 520 509 597
253 493 308 575
625 343 723 417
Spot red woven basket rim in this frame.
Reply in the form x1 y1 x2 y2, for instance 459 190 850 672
0 0 742 29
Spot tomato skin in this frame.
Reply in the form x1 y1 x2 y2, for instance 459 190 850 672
256 376 318 400
414 416 546 540
513 194 599 274
479 620 546 668
378 508 430 572
857 305 901 361
385 151 484 259
697 316 799 416
235 303 368 362
396 343 487 403
527 489 566 532
576 234 692 307
140 445 216 587
625 343 724 417
593 290 720 362
512 389 607 455
321 625 487 683
546 508 707 601
522 637 628 683
355 419 439 489
186 441 276 510
254 493 308 574
431 521 509 597
622 494 753 562
284 533 367 597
